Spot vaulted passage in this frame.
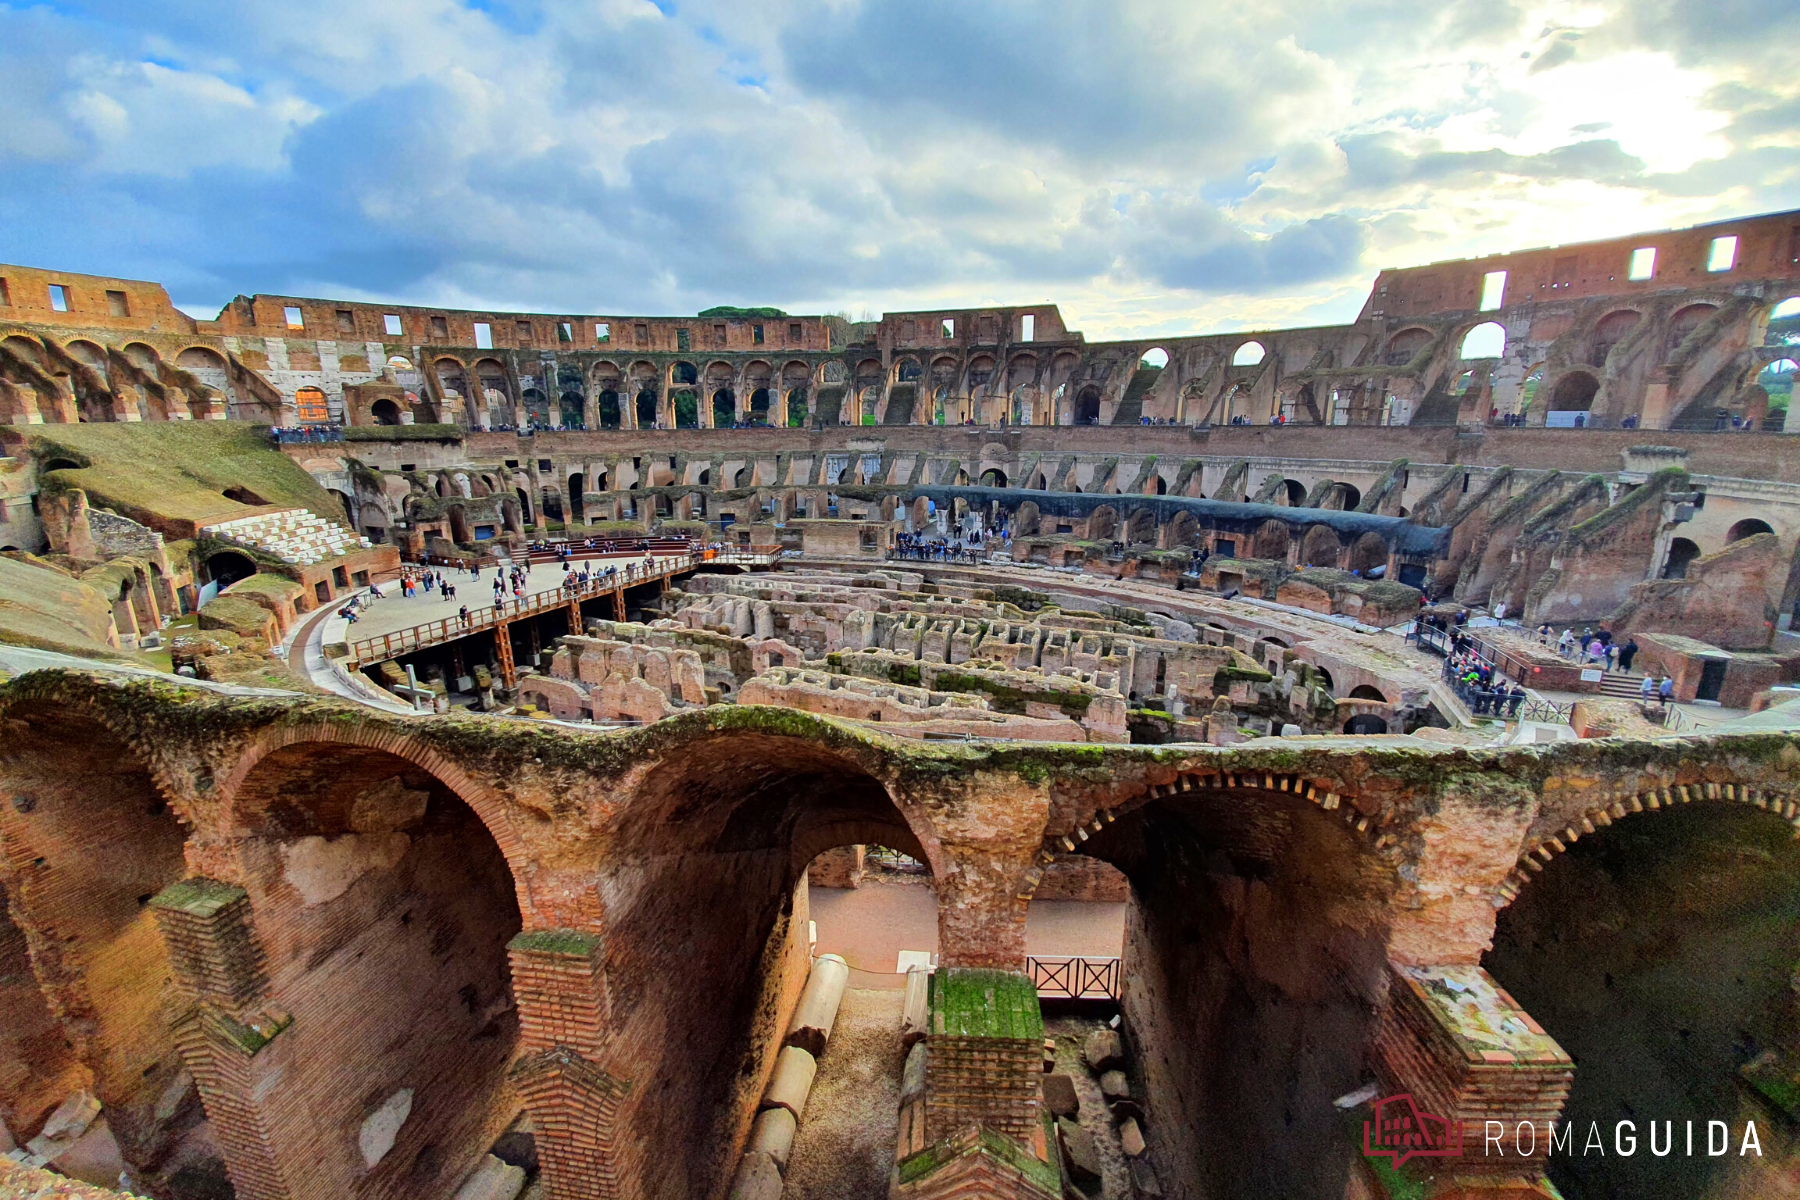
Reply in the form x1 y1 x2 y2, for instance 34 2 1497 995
0 709 200 1181
1485 803 1800 1200
224 743 522 1200
1078 782 1393 1198
596 734 927 1198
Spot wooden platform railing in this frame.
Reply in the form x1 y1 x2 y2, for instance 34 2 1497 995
1025 955 1121 1001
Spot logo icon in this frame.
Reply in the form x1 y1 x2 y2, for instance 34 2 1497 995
1363 1093 1463 1167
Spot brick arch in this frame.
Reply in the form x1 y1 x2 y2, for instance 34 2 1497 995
213 720 532 913
1023 769 1386 900
0 682 194 828
1496 780 1798 905
606 728 945 878
790 818 927 876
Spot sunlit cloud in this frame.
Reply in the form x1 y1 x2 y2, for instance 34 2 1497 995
0 0 1793 341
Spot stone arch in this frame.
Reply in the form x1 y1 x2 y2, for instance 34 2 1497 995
1549 371 1599 412
1495 779 1794 904
1661 535 1701 579
0 697 198 1174
1459 321 1506 360
1342 714 1388 734
1300 524 1340 567
1591 309 1642 365
593 730 941 1194
1383 328 1431 366
1074 385 1102 425
1347 531 1387 574
370 397 402 425
1034 768 1390 1196
1168 511 1201 548
1251 518 1290 559
1486 794 1800 1200
1231 340 1266 367
1763 295 1800 348
215 724 528 885
1347 684 1388 702
1125 508 1156 545
213 734 525 1198
1727 518 1774 543
979 468 1008 488
1667 302 1717 353
1087 505 1118 540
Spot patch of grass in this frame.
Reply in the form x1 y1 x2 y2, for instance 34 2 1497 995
27 422 345 530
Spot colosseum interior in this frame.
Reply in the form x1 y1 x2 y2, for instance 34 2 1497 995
2 209 1800 1200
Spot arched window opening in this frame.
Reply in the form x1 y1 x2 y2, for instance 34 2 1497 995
1232 340 1266 367
1459 322 1506 360
1727 518 1773 544
1662 536 1701 579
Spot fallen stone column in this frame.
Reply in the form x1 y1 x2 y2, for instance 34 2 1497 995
725 953 844 1199
783 952 849 1056
900 964 931 1049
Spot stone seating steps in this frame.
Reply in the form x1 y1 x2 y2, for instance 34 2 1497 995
203 508 371 566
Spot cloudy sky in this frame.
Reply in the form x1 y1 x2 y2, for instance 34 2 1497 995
1 0 1796 339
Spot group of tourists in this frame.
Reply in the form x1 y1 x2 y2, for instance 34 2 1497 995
1442 648 1527 717
269 423 344 444
398 566 460 603
1543 624 1639 672
889 531 989 563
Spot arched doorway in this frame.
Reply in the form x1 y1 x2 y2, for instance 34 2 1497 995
712 388 736 427
1547 373 1599 426
786 387 809 427
569 473 585 523
1662 536 1701 578
0 709 201 1182
1300 525 1340 568
371 398 402 425
1727 518 1774 543
1342 713 1388 734
636 390 658 428
979 469 1008 488
559 392 584 429
1075 386 1101 425
597 733 934 1196
1069 776 1395 1196
598 390 622 429
1485 802 1800 1200
204 550 256 588
749 388 771 425
221 741 523 1197
673 391 698 429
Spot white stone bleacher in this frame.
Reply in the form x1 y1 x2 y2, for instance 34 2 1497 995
202 509 371 567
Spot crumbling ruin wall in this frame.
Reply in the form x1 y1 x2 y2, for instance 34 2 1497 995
1611 531 1784 650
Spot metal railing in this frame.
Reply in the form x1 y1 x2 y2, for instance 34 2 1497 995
1026 956 1121 1001
865 845 929 874
347 553 694 666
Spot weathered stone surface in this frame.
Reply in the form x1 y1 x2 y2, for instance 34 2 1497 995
784 953 849 1057
453 1153 527 1200
1099 1069 1130 1101
1083 1029 1124 1074
1040 1072 1079 1117
761 1045 818 1118
350 774 430 833
745 1107 797 1171
726 1150 784 1200
1119 1115 1146 1157
1057 1115 1101 1184
359 1088 413 1169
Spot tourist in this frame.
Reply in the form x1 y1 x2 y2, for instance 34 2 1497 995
1618 638 1638 672
1659 675 1674 702
1639 674 1656 701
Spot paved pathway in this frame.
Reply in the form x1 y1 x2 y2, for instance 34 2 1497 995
810 876 1126 990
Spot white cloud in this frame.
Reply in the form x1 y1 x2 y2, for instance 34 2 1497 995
0 0 1792 338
